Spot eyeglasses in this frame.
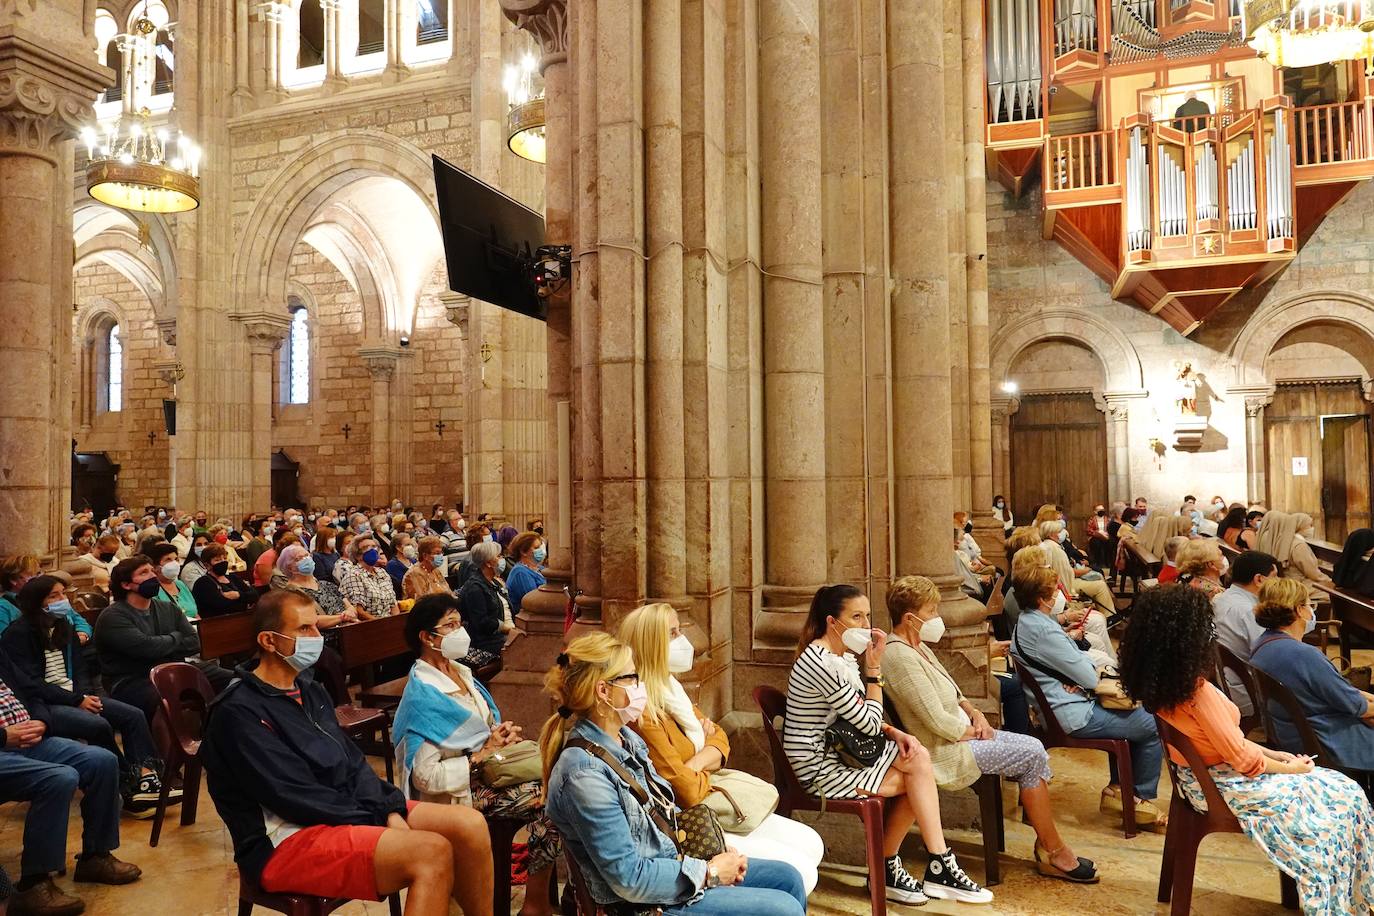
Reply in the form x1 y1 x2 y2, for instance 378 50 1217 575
607 672 640 687
431 619 463 635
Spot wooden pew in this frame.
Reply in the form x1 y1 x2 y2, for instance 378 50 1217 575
1307 538 1343 568
1310 581 1374 663
195 611 257 659
336 613 412 685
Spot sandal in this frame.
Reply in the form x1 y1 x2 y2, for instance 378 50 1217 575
1034 842 1100 884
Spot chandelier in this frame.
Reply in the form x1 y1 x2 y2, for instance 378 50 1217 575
1245 0 1374 69
504 51 546 163
82 13 201 213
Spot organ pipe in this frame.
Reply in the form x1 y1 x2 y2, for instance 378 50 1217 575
1126 126 1151 250
1228 139 1255 231
1196 142 1218 222
1158 145 1186 236
1266 109 1294 239
986 0 1042 123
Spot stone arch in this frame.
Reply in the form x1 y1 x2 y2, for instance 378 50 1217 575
73 201 178 323
73 298 130 428
1228 289 1374 389
232 130 441 319
301 203 394 342
990 308 1146 396
75 296 128 347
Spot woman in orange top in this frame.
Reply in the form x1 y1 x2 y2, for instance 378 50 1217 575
617 603 824 894
1118 585 1374 914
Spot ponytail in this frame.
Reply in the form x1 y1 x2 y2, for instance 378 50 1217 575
539 632 633 787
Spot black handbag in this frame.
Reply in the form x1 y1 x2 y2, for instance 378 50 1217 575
824 717 887 768
568 738 727 861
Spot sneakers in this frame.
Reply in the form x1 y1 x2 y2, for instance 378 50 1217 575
72 853 141 886
882 855 928 906
922 851 994 904
8 877 85 916
128 771 180 805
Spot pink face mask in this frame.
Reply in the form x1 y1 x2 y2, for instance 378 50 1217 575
609 681 649 726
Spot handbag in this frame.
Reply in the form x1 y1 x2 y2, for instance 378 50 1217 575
823 717 887 769
704 769 779 834
568 738 727 860
1013 636 1140 711
475 739 542 789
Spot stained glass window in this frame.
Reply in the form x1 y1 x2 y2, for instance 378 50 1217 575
108 324 123 413
288 307 310 404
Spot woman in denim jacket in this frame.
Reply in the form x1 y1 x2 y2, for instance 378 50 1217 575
540 633 806 915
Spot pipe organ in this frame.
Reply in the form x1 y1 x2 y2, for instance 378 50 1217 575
982 0 1374 333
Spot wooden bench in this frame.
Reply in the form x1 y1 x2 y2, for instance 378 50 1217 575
195 612 257 659
336 614 413 685
1310 581 1374 662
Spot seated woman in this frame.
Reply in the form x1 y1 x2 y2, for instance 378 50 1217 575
1038 519 1115 621
617 603 825 893
504 532 547 617
402 536 453 601
1258 511 1335 589
0 575 170 811
884 576 1097 883
393 595 560 916
1249 578 1374 771
783 584 992 905
542 632 807 916
276 544 357 628
1177 539 1226 601
145 542 198 620
179 531 213 590
1217 506 1258 551
1332 527 1374 597
1001 545 1104 668
456 541 513 668
1011 566 1165 828
191 543 259 617
1156 536 1187 585
386 532 416 597
1119 584 1374 913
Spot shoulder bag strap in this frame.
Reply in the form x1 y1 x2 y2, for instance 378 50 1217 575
567 737 680 840
1011 632 1083 689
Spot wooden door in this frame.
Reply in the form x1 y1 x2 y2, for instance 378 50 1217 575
1010 393 1108 539
1266 382 1372 541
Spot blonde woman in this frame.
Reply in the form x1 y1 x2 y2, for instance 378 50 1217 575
540 633 806 915
1038 520 1117 662
618 604 824 893
1001 546 1114 666
1177 539 1226 601
884 577 1097 884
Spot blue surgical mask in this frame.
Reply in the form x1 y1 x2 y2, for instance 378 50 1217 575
363 547 381 566
272 632 324 672
533 545 548 563
45 599 74 618
295 556 316 577
497 558 508 575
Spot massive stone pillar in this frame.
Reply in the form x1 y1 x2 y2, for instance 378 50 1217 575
990 396 1016 508
887 0 992 713
1236 386 1275 504
236 313 291 512
359 345 409 505
1101 392 1147 503
754 0 826 650
0 6 107 556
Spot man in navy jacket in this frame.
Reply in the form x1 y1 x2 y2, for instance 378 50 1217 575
202 589 493 915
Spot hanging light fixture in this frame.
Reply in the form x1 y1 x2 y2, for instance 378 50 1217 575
504 51 546 163
82 10 201 213
1244 0 1374 69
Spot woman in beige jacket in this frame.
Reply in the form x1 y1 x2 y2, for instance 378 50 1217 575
882 575 1099 884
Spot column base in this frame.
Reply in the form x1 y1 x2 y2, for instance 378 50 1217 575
971 512 1008 571
753 584 822 654
492 578 570 731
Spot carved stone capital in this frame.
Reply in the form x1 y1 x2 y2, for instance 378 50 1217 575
155 317 177 348
1245 396 1269 418
1231 384 1276 418
155 359 184 388
0 34 110 161
359 345 406 381
439 291 470 341
1099 388 1148 422
500 0 569 69
233 311 293 356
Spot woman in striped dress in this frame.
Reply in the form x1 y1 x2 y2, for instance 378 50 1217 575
783 584 993 906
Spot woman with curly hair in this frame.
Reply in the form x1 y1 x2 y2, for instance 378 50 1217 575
1118 584 1374 914
1177 539 1226 601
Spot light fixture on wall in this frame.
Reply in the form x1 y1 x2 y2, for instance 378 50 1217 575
504 51 546 163
1245 0 1374 68
1000 380 1019 394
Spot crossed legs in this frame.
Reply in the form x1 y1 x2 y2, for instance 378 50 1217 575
373 801 494 916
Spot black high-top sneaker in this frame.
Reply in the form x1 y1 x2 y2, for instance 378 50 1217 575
882 854 927 905
922 850 993 904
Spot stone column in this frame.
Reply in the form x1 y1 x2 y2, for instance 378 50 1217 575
754 0 827 650
235 313 291 512
384 0 408 80
156 360 185 506
1101 391 1147 503
321 0 345 90
360 346 404 505
0 15 107 556
1234 385 1275 504
887 0 991 711
989 396 1017 523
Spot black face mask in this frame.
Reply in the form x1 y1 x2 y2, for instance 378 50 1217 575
97 552 116 563
1097 510 1106 517
211 561 230 576
963 522 973 535
136 577 162 599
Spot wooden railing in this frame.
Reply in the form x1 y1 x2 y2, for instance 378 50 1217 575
1294 99 1374 167
1045 130 1116 191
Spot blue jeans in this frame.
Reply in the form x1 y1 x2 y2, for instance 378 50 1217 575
664 859 806 916
47 699 157 774
1072 703 1162 800
0 737 121 877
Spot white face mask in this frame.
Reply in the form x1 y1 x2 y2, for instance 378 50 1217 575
1050 591 1067 615
1219 556 1230 576
840 624 872 655
438 628 471 661
1057 529 1067 543
161 561 181 580
667 634 695 673
918 615 946 644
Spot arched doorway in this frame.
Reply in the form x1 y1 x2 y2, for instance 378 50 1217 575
72 450 120 519
271 449 303 510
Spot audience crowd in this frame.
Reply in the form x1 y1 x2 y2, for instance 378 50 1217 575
0 490 1373 914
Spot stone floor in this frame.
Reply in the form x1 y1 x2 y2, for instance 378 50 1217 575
0 741 1300 916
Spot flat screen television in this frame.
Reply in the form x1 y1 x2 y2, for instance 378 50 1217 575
432 154 547 321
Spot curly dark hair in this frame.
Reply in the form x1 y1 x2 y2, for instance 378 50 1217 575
1117 584 1216 712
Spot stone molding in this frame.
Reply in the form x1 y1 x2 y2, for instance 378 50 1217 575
500 0 569 68
155 359 185 388
439 291 469 340
1228 289 1374 389
155 317 177 348
233 311 293 355
990 308 1146 394
0 33 110 161
359 344 408 380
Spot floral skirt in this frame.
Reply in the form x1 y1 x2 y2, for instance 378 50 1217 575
1176 763 1374 915
472 778 562 877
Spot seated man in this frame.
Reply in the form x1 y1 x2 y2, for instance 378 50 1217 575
94 556 232 724
0 645 140 916
203 590 494 916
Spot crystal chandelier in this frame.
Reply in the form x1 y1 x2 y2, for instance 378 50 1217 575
1244 0 1374 69
83 13 201 213
504 51 546 163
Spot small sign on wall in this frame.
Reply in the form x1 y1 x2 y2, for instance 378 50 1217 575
1292 456 1309 477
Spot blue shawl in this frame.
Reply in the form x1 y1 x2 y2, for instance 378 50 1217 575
392 662 501 776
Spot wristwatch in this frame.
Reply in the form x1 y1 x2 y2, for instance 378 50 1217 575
706 865 721 888
864 674 885 686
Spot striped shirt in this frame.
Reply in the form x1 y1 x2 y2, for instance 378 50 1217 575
43 649 73 692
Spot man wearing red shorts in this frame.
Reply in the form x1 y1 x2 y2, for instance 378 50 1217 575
203 590 493 916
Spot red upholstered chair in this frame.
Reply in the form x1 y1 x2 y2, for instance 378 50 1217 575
235 873 402 916
755 685 891 916
148 662 213 847
1010 657 1138 837
1152 715 1298 915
